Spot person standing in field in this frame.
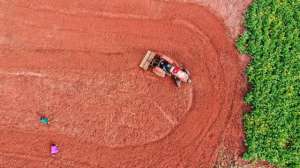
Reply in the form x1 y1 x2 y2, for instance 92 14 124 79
39 115 49 124
50 144 59 155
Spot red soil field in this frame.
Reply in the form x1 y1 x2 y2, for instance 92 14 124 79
0 0 249 167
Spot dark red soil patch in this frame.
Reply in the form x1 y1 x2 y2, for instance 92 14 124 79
0 0 247 167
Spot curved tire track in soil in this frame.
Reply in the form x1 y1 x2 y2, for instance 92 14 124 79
0 0 246 167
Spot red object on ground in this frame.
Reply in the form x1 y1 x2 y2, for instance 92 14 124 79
0 0 250 167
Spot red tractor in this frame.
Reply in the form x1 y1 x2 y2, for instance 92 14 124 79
139 50 192 87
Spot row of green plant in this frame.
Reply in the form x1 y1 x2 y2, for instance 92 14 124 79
237 0 300 167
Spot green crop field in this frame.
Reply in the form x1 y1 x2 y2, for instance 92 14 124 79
237 0 300 167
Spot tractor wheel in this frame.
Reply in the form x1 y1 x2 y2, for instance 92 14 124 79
174 77 181 87
183 68 191 76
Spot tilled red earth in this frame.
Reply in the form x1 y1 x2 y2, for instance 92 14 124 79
0 0 249 167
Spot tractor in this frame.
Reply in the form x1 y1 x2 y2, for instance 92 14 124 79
139 50 191 87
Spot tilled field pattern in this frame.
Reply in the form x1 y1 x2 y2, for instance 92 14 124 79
0 0 248 167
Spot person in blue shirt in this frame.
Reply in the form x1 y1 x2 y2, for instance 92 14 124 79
40 115 49 124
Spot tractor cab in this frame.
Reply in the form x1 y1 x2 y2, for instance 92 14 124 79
151 55 173 74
